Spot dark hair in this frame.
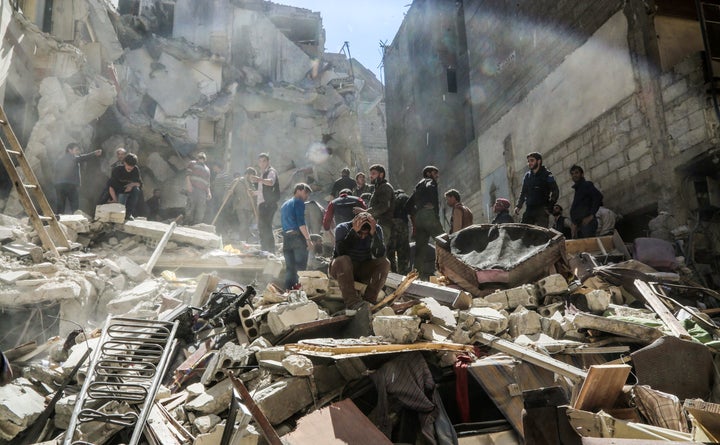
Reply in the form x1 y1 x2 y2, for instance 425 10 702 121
245 167 257 175
294 183 312 193
339 188 352 195
444 189 461 201
66 143 80 152
196 152 207 161
341 167 350 176
527 152 542 161
355 172 366 180
369 164 385 176
569 165 584 174
258 153 270 161
422 165 439 177
124 153 138 166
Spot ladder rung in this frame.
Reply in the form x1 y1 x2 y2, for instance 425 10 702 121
23 184 37 189
6 150 20 156
38 216 53 221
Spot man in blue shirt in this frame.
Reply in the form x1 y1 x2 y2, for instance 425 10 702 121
280 183 312 290
330 212 390 309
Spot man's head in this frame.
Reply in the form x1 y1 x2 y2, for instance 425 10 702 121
552 204 563 216
569 165 584 183
527 152 542 172
210 162 223 173
245 166 257 177
423 166 439 181
123 153 138 171
66 143 81 155
153 188 161 198
355 172 366 186
293 183 312 201
258 153 270 170
369 164 385 184
493 198 511 214
196 152 207 163
444 189 460 207
341 167 350 177
353 212 373 238
116 147 127 161
339 188 351 197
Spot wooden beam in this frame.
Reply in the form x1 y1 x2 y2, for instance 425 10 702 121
284 341 474 356
384 272 469 308
372 271 418 312
635 280 691 339
228 374 282 445
143 220 178 274
473 332 587 383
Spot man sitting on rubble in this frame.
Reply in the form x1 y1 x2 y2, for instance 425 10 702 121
330 212 390 309
108 153 142 221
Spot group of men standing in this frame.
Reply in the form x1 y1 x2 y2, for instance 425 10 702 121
493 151 610 239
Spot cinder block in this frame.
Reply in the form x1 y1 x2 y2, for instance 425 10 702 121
254 378 313 425
465 307 508 335
586 289 612 313
282 355 314 376
298 271 329 297
372 315 420 343
201 342 252 385
266 301 319 336
507 306 542 338
485 284 538 309
0 378 46 440
185 379 233 415
115 256 149 282
537 274 568 297
95 203 126 223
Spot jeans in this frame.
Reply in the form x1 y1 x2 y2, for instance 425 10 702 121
576 217 599 239
119 186 141 218
282 232 308 289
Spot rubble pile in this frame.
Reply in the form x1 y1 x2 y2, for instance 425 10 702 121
1 216 720 444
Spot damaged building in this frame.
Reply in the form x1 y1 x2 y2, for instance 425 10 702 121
4 0 720 445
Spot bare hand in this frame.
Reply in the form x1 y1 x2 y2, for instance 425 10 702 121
366 213 377 235
581 215 594 226
94 149 102 156
514 206 521 216
352 206 365 215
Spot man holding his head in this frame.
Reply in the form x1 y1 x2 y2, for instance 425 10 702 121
330 212 390 309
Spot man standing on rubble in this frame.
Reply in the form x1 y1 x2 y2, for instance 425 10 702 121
514 152 559 226
491 198 514 224
233 167 258 242
353 172 372 196
331 167 356 198
250 153 280 253
184 152 212 225
280 183 313 290
54 142 101 214
323 188 366 231
569 165 603 239
388 188 411 274
330 212 390 309
361 164 395 246
444 189 473 234
408 166 443 280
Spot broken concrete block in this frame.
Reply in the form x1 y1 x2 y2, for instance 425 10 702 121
58 214 90 233
32 262 58 274
266 301 319 336
95 203 126 223
372 315 420 343
187 383 205 400
248 336 273 351
298 270 329 297
194 414 221 434
485 284 538 310
193 426 223 445
541 311 565 339
254 346 288 363
465 307 509 334
537 302 564 318
0 378 46 440
254 378 314 425
145 152 175 182
282 355 314 377
586 289 612 313
420 297 457 328
201 342 251 385
0 270 30 284
54 394 75 429
537 274 568 297
185 379 233 416
115 256 150 282
507 306 542 338
106 280 161 315
450 326 473 344
420 323 453 342
29 280 81 304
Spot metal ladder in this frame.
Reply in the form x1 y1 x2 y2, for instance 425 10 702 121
0 104 70 256
63 317 178 445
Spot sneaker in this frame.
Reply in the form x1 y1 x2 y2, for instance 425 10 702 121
290 283 302 290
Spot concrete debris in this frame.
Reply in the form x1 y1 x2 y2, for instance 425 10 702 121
0 378 46 440
372 315 421 344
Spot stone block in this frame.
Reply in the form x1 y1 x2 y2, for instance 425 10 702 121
0 270 30 284
115 256 150 282
372 315 420 343
536 274 568 297
254 346 288 363
298 270 329 297
201 342 252 385
541 311 565 339
466 307 509 334
254 378 313 425
186 383 205 399
194 426 223 445
335 357 367 381
185 379 233 415
0 378 46 440
106 280 161 315
420 323 453 342
194 414 221 434
420 297 457 328
586 289 612 313
59 214 90 233
54 395 75 429
29 280 81 304
507 306 542 338
282 354 314 376
95 203 126 223
485 284 538 310
266 301 319 336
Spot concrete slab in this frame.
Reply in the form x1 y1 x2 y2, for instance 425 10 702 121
122 219 222 249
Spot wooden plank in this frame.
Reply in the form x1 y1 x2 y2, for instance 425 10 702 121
473 332 587 382
283 399 392 445
572 313 664 343
684 399 720 442
275 315 352 345
582 439 699 445
635 280 691 339
228 374 282 445
565 236 615 255
372 271 418 311
284 341 474 356
143 220 178 274
573 364 631 411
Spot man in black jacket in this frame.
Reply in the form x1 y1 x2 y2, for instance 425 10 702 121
54 143 101 214
569 165 603 239
108 153 142 220
514 152 559 225
408 166 443 280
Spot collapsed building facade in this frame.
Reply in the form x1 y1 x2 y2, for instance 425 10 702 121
0 0 387 215
385 0 720 263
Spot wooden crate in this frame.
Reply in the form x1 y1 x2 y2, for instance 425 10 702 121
565 231 630 259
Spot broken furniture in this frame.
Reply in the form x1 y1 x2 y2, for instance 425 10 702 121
436 223 567 296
